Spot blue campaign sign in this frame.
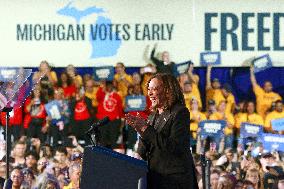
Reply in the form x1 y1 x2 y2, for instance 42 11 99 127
173 61 191 76
262 133 284 152
44 100 62 124
93 66 114 81
240 122 263 138
0 68 18 82
124 95 146 112
271 118 284 131
198 120 226 138
200 52 221 66
252 54 272 73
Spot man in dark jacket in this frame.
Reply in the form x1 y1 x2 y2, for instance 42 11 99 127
150 44 176 75
126 73 198 189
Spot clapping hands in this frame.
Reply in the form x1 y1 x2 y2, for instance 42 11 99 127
125 113 148 135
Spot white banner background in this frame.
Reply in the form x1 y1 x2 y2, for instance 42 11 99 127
0 0 283 67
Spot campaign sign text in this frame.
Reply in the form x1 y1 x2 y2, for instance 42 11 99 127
200 52 221 65
240 122 263 138
262 133 284 152
252 54 272 73
199 120 226 138
124 95 146 112
93 66 114 81
0 68 17 82
271 118 284 131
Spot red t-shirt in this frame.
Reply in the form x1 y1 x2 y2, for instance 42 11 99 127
30 103 46 119
96 87 123 120
74 99 91 121
23 98 31 129
1 107 23 126
23 98 46 128
62 85 76 99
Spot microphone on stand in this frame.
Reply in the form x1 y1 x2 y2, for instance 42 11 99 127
86 117 110 134
86 117 110 146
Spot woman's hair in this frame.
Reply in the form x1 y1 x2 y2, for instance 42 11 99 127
57 71 72 87
244 100 257 113
31 87 46 104
147 73 185 109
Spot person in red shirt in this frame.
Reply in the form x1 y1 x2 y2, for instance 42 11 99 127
70 89 94 144
57 72 76 99
1 105 23 142
96 81 123 149
25 87 47 142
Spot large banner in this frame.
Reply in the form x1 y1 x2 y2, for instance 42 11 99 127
1 0 284 67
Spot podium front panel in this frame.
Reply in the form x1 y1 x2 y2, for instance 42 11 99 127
80 146 147 189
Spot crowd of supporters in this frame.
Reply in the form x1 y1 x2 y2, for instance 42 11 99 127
0 46 284 188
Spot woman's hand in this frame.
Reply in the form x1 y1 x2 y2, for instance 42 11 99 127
125 113 148 134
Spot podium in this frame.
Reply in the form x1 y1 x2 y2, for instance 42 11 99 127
80 146 148 189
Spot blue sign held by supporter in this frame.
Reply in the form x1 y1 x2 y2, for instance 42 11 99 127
0 68 18 82
240 122 263 138
125 95 146 112
262 133 284 152
45 101 63 124
198 120 226 138
200 52 221 65
93 66 114 81
252 54 272 73
271 118 284 131
173 61 191 76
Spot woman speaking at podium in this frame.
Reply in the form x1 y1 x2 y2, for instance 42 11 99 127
126 73 198 189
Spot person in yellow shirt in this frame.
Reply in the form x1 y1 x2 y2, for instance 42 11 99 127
114 62 133 98
212 83 235 115
234 100 246 129
183 81 202 110
208 100 235 148
63 163 81 189
206 64 221 110
235 101 264 129
66 64 83 86
250 65 282 118
187 62 202 108
140 64 157 96
84 79 100 115
190 98 206 140
33 60 58 86
264 100 284 132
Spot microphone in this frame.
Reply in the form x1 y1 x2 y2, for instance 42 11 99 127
86 116 110 134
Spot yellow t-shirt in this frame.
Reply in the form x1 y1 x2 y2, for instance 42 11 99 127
213 91 235 115
114 73 133 98
142 73 152 96
85 86 99 107
50 71 58 84
209 112 235 135
235 113 264 129
191 75 202 108
234 112 246 129
63 182 74 189
184 92 202 110
192 87 202 108
190 111 206 139
206 88 221 108
254 85 282 118
75 75 83 86
33 71 58 85
264 111 284 130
